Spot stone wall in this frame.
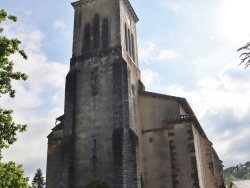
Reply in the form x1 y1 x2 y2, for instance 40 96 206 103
59 70 77 188
139 94 180 188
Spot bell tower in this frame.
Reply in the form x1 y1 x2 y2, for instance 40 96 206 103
58 0 142 187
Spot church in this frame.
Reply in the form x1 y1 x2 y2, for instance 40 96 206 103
46 0 225 187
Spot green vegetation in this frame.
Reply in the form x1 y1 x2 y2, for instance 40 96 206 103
224 161 250 186
0 9 28 158
31 168 46 188
0 9 31 188
85 179 111 188
0 161 31 188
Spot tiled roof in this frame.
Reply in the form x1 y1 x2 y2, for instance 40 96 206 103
230 180 250 188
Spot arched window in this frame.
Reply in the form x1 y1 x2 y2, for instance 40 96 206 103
125 23 128 51
128 28 131 56
93 14 100 49
102 18 110 49
131 33 135 61
83 23 91 51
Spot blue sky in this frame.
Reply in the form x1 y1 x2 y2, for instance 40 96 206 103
1 0 250 181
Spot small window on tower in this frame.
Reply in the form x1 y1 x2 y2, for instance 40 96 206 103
102 18 110 49
92 139 98 158
83 23 91 51
93 14 100 49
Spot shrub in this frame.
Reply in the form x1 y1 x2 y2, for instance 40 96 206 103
85 179 111 188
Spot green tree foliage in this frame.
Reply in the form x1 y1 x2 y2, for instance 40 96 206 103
0 161 31 188
85 179 111 188
237 42 250 68
224 161 250 186
31 168 45 188
0 8 31 188
0 9 28 157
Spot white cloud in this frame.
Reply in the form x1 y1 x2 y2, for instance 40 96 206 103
1 19 68 180
141 69 161 88
54 20 66 30
138 41 179 63
2 107 63 179
160 1 184 12
142 62 250 167
156 49 179 61
219 0 250 43
165 65 250 166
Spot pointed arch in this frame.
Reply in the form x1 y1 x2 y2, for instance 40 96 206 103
83 23 91 51
93 13 100 49
131 33 135 61
125 23 128 51
128 28 131 56
102 18 110 49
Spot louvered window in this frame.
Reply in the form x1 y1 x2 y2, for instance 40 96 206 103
102 18 110 49
125 23 128 51
93 14 100 49
128 29 131 56
131 33 135 61
83 23 91 51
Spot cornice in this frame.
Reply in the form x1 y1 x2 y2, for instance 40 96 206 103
71 0 139 23
122 0 139 23
71 0 103 8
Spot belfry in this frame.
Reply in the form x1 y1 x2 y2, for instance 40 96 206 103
46 0 225 188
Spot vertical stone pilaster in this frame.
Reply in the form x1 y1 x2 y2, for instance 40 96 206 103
112 128 124 188
123 129 140 188
113 58 125 187
112 58 140 188
59 70 76 188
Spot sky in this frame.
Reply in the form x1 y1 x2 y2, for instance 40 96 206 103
1 0 250 181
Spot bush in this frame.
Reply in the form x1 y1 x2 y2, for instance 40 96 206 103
85 179 111 188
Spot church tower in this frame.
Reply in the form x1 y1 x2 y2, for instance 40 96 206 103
47 0 142 187
47 0 226 188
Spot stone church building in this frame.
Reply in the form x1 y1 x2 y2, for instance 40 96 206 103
46 0 225 187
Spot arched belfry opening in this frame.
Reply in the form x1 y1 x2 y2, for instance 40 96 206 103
102 18 110 49
93 13 100 49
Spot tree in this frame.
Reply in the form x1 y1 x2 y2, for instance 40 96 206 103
223 161 250 186
237 42 250 68
0 161 31 188
0 9 28 158
0 8 31 188
31 168 46 188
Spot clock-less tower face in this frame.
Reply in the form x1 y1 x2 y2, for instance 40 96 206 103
125 10 131 26
122 2 139 67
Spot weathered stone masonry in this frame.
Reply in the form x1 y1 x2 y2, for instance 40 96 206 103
46 0 225 188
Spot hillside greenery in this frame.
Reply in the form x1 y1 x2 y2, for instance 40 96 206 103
223 161 250 186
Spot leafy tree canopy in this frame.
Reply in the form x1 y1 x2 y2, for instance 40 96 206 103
0 161 31 188
0 9 28 158
32 168 46 188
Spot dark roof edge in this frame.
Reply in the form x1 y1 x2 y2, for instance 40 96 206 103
56 115 64 121
140 90 209 140
139 90 185 101
140 90 194 113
